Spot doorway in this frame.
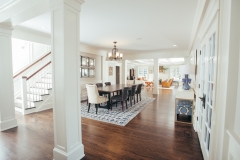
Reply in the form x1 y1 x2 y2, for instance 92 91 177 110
116 66 120 84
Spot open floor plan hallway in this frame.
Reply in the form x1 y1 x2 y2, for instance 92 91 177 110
0 87 203 160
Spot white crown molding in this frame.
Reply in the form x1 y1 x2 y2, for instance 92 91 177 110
0 0 19 12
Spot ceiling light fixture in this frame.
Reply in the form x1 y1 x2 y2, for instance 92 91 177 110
173 45 177 47
108 42 123 61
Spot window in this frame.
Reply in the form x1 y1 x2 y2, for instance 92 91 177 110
138 67 148 78
170 66 181 80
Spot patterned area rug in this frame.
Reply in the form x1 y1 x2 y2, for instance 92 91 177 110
81 97 155 126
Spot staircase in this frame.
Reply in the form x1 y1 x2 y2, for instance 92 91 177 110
13 52 53 114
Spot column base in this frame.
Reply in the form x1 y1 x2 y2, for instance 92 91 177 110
0 118 18 131
53 144 84 160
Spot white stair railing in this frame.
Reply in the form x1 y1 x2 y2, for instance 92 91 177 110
21 61 52 111
14 52 52 99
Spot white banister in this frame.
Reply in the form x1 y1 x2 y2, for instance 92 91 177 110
21 76 28 112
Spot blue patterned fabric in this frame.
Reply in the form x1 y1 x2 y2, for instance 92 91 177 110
81 97 154 126
176 100 192 115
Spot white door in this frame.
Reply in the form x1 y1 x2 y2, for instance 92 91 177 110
197 23 218 159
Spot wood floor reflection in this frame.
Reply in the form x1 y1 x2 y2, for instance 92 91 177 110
0 87 203 160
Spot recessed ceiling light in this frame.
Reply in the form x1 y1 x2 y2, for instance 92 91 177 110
173 45 177 47
41 26 46 29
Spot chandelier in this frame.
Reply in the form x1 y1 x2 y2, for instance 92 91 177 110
108 42 123 60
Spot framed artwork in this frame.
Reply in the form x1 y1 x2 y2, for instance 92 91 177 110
89 58 95 67
89 68 95 77
81 56 88 66
159 66 164 73
109 66 113 76
81 68 88 77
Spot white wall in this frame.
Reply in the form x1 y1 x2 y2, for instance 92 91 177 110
234 50 240 135
12 38 31 73
106 62 121 84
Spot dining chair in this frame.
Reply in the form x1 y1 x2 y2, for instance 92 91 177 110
96 83 103 87
105 82 111 86
135 84 143 102
111 87 130 111
128 85 137 106
86 84 108 114
104 82 118 96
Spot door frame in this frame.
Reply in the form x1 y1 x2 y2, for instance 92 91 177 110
195 11 219 160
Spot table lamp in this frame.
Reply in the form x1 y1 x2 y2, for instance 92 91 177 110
179 64 195 90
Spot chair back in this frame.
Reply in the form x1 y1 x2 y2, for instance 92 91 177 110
130 85 137 96
122 87 130 100
96 83 103 87
136 84 143 94
105 82 111 86
86 84 99 103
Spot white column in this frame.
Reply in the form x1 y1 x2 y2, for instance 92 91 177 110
0 26 18 131
50 0 84 159
121 60 127 84
101 55 107 83
153 58 159 94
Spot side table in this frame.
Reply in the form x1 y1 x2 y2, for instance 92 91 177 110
175 87 195 124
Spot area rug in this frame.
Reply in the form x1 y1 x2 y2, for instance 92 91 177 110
159 85 175 90
81 97 155 126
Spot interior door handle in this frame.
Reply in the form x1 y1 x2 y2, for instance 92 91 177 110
199 93 206 109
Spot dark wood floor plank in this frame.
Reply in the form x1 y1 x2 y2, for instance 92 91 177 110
0 87 203 160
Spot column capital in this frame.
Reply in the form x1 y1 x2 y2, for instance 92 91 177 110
0 25 13 35
50 0 85 12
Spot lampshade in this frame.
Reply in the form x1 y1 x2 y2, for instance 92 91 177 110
179 64 195 75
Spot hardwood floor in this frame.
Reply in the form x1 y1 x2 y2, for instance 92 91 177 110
0 87 203 160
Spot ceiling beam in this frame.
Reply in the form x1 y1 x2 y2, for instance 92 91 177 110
0 0 50 27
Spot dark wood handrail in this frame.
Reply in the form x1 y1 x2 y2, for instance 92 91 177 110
27 61 51 80
13 52 51 79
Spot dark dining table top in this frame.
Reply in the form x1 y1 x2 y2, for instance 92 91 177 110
97 84 134 92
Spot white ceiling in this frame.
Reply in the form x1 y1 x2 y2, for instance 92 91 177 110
18 0 198 53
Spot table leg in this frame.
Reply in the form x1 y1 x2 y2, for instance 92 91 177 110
107 92 112 110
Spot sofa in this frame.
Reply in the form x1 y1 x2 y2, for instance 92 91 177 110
161 78 173 88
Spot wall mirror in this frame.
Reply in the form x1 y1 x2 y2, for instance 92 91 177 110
81 56 88 66
89 68 95 77
81 68 88 77
89 58 95 67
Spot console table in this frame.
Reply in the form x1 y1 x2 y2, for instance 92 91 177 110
175 87 195 124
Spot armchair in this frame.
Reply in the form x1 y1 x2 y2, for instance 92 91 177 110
162 78 173 88
86 84 108 114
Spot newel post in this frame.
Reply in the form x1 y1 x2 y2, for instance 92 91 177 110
21 76 28 113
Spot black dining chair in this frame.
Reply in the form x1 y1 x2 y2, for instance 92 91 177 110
105 82 111 86
111 87 130 111
105 82 118 96
96 83 103 87
135 84 143 102
128 85 137 106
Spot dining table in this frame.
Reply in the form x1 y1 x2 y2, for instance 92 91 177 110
97 84 134 110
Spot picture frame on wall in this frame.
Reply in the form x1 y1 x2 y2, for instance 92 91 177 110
159 66 164 73
81 56 88 67
109 66 113 76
